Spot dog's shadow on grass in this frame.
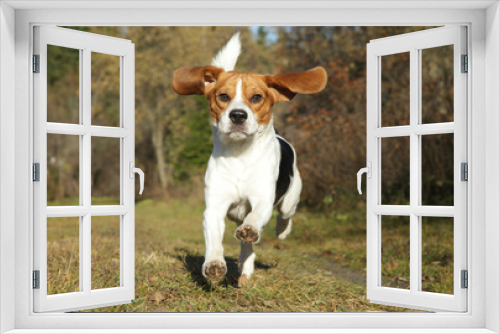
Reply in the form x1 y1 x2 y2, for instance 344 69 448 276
177 249 274 292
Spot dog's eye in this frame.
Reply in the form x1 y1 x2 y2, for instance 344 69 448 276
217 94 230 103
250 94 263 104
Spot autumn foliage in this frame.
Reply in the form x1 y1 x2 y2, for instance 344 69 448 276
47 26 454 209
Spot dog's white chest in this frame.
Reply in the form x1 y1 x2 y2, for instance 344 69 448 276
209 148 277 190
205 129 280 207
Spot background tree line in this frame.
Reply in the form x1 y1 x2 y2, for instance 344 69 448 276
46 26 454 209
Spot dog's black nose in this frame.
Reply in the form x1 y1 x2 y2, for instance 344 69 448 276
229 109 248 125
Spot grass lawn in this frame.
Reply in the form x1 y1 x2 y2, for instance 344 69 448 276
46 196 453 312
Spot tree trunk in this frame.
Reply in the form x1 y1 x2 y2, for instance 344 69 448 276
151 122 168 193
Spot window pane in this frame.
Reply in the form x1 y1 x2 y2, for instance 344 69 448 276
421 134 454 206
47 134 79 206
91 137 120 205
381 52 410 127
381 136 410 205
91 52 120 127
47 217 80 295
47 45 80 124
91 216 121 290
381 216 410 289
421 45 454 124
421 217 454 294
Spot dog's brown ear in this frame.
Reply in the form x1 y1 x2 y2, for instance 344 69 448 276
172 65 224 95
266 66 327 102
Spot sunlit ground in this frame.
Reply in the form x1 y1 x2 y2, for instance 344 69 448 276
47 196 452 312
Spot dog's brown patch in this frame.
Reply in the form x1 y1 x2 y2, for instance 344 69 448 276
205 72 275 125
172 65 327 126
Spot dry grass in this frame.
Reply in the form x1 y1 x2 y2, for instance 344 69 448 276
46 196 453 312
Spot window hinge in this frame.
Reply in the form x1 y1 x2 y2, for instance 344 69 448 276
461 270 468 289
461 162 468 181
33 270 40 289
461 54 468 73
33 54 40 73
33 163 40 182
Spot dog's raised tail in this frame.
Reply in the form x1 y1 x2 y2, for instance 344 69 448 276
211 32 241 72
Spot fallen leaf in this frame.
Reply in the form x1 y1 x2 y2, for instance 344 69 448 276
148 275 158 282
237 299 250 307
149 291 165 304
152 307 168 312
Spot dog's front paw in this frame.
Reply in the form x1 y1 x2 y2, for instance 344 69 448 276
203 260 227 282
235 224 259 244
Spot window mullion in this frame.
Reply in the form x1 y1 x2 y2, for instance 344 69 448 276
409 47 421 294
82 47 92 294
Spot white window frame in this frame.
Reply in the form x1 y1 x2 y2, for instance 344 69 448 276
0 1 499 333
33 26 136 313
366 26 468 312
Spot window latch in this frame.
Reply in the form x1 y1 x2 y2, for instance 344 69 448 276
129 162 144 195
357 162 372 195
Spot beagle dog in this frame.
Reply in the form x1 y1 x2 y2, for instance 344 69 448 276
172 33 327 285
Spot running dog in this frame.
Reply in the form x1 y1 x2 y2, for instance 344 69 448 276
172 33 327 285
